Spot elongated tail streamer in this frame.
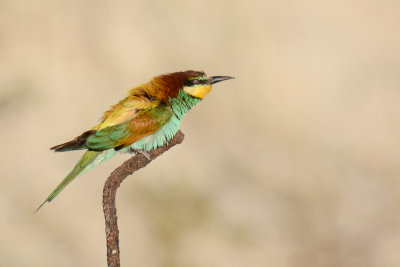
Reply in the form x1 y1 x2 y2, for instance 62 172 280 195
35 150 113 212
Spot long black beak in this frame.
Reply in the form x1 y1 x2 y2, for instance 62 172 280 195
207 76 235 84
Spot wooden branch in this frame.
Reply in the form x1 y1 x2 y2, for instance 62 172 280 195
102 130 185 267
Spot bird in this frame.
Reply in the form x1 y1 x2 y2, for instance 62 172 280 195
36 70 234 212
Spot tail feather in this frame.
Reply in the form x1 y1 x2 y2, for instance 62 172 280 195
35 150 102 212
51 130 96 152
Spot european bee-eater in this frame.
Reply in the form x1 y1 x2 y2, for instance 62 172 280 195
36 70 234 211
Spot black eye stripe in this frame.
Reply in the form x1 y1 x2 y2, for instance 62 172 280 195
184 78 206 86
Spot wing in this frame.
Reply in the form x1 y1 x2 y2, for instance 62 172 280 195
51 84 171 152
85 105 173 151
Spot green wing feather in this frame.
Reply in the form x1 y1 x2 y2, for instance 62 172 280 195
86 122 131 150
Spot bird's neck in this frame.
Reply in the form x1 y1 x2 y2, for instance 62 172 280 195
169 89 202 119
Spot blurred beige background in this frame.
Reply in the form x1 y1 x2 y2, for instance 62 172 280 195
1 0 400 266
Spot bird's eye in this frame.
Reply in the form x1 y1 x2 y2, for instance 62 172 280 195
192 79 199 84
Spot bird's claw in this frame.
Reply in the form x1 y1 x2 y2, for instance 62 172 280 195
137 150 151 160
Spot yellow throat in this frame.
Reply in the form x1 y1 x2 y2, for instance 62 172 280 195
183 84 212 99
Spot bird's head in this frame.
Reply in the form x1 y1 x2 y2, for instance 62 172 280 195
151 70 234 101
182 71 234 99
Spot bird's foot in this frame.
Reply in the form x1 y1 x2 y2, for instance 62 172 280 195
137 150 151 160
